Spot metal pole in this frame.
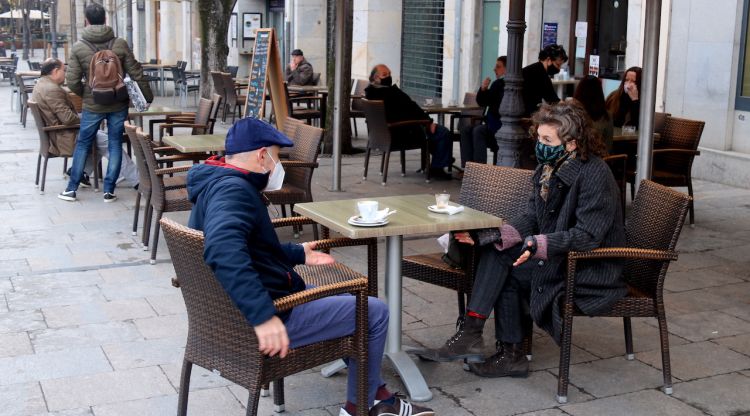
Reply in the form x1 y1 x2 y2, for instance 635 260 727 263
451 0 462 105
331 0 347 191
495 0 527 167
50 0 58 58
635 0 662 189
126 0 132 47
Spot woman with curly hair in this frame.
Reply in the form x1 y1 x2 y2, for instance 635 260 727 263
418 101 626 378
605 66 642 128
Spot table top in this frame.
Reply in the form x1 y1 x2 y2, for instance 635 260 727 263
422 104 482 114
128 106 184 117
16 70 40 77
288 85 329 93
612 127 661 142
163 133 226 153
294 194 503 239
142 63 175 69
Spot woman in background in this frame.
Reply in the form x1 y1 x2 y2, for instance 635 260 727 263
605 66 642 129
574 75 613 152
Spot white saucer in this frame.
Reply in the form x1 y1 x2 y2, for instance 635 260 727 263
427 204 463 214
348 215 389 227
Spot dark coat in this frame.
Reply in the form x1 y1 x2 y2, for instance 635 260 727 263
187 157 307 326
521 61 560 117
66 25 153 113
285 58 315 86
364 84 431 147
476 78 505 134
508 155 627 343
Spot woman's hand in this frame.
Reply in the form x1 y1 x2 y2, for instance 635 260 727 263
624 81 639 101
302 242 335 265
513 237 537 267
454 231 475 245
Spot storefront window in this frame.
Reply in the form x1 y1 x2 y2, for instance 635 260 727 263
736 0 750 110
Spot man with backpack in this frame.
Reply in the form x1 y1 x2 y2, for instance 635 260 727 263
59 3 152 203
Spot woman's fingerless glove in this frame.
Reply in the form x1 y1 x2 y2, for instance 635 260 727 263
521 235 538 256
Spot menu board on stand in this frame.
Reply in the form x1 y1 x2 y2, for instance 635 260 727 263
243 28 288 127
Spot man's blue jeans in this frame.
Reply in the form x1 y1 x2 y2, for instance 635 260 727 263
66 108 128 194
286 293 389 406
428 124 454 168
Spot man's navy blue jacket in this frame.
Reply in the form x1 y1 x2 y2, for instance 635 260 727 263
187 157 306 326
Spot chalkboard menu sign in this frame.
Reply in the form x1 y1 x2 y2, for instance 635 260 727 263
243 28 288 126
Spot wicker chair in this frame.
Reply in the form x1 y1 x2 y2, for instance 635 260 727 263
553 179 691 403
350 79 369 137
603 154 628 214
360 99 432 185
159 218 369 416
627 117 704 225
158 97 214 142
148 94 222 139
16 73 34 127
134 128 192 264
263 123 323 237
222 72 246 123
278 117 305 159
124 123 187 248
401 163 534 322
28 100 100 193
210 71 228 121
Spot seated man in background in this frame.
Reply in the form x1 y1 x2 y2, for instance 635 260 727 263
32 58 138 189
365 64 454 180
460 56 506 167
187 117 434 416
286 49 315 86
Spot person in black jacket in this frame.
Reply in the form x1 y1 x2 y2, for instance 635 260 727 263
418 101 625 379
522 44 568 117
459 56 506 166
365 64 454 180
187 118 434 416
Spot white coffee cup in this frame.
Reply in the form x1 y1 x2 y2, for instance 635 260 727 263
357 201 379 221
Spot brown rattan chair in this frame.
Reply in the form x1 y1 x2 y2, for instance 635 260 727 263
158 97 214 142
350 78 369 137
222 72 246 123
124 122 187 248
360 98 431 185
552 179 691 403
603 154 628 214
16 73 35 127
159 218 369 416
278 117 305 159
210 71 228 121
134 128 192 264
401 163 534 322
627 117 704 225
263 123 323 237
28 100 100 193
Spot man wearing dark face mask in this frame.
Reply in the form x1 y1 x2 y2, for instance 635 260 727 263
364 64 455 180
521 44 568 116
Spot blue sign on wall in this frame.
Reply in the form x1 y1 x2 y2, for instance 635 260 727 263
543 22 558 48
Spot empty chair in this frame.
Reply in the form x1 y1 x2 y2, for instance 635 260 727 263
350 78 369 137
159 218 369 416
360 98 430 185
221 72 246 123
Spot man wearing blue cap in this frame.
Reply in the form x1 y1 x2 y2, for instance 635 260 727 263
187 118 434 416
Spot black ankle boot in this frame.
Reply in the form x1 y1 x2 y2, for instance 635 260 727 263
468 342 529 378
416 316 485 363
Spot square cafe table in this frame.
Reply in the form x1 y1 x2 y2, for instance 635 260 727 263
295 194 502 401
162 133 226 153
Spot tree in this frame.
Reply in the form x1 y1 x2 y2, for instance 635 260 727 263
49 0 58 58
197 0 237 98
21 0 30 60
322 0 354 154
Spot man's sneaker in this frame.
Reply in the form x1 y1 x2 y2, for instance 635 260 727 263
103 192 117 202
369 394 434 416
57 190 76 201
79 172 92 188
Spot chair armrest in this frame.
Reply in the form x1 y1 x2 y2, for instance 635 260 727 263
603 154 628 162
568 247 678 262
652 148 701 156
308 237 378 251
280 160 319 169
273 278 368 312
43 124 80 132
155 165 192 176
160 123 208 132
387 120 432 129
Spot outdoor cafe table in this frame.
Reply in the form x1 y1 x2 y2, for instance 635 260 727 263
142 63 175 96
294 194 503 402
163 133 226 153
613 126 661 143
422 103 482 126
289 85 329 128
129 106 185 137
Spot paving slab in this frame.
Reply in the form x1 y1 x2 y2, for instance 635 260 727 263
29 321 144 353
133 314 188 339
42 298 157 328
714 333 750 357
723 306 750 323
102 337 184 370
92 388 245 416
560 389 705 416
665 268 745 292
41 366 176 412
515 410 568 416
552 356 665 398
565 317 688 359
650 310 750 342
0 382 48 415
671 373 750 416
0 347 112 386
636 341 750 381
0 332 33 358
145 293 186 316
0 309 46 334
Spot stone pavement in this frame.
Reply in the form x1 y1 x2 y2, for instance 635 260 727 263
0 80 749 416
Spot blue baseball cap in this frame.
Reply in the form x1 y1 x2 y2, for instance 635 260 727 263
224 118 294 155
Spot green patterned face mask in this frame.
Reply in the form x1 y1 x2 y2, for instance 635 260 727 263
535 141 566 165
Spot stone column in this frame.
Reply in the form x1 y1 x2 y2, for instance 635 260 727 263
495 0 527 167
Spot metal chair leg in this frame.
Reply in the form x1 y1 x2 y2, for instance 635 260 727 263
176 360 192 416
624 317 634 360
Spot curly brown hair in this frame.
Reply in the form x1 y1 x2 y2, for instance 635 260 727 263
529 101 607 160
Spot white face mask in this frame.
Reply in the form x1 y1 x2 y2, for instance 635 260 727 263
262 150 285 192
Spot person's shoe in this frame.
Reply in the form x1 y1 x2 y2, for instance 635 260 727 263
103 192 117 203
468 342 529 378
57 190 76 201
415 316 485 362
369 394 434 416
79 172 91 188
429 167 452 181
